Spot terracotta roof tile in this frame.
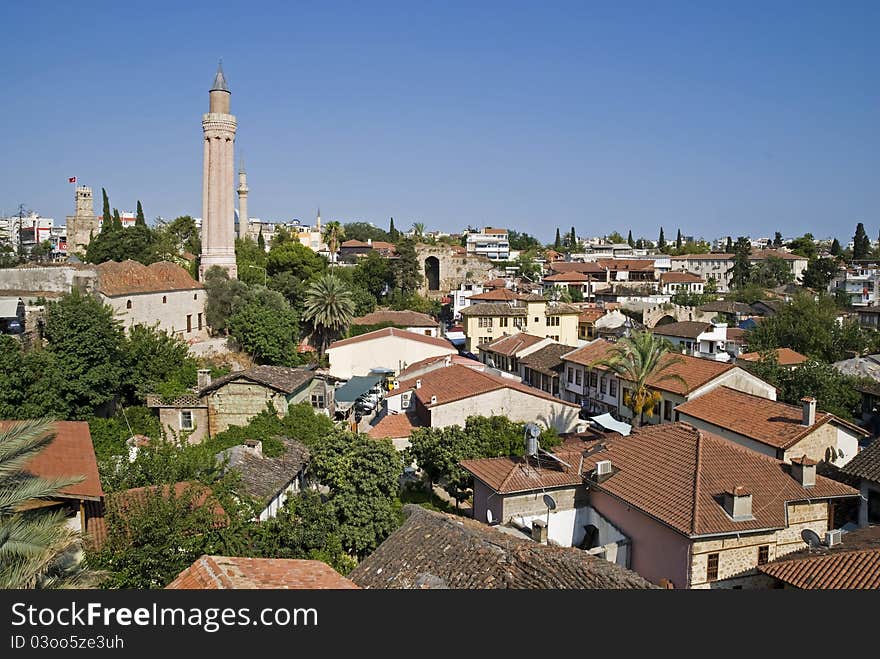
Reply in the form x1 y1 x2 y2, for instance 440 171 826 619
352 309 438 327
478 332 547 357
561 338 617 367
1 420 103 501
597 259 655 272
660 272 705 284
328 326 456 351
167 556 358 589
676 387 867 450
549 262 605 274
461 449 591 494
368 412 419 439
460 303 527 317
349 505 656 589
738 347 808 366
201 365 314 396
518 343 578 376
96 260 203 296
468 288 521 302
841 438 880 482
651 321 713 339
544 271 590 282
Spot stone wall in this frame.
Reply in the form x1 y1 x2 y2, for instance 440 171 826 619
642 303 716 328
415 245 498 297
206 382 291 436
101 289 208 340
430 387 581 432
0 265 97 302
158 407 209 444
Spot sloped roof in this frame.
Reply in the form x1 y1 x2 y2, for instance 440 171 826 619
201 365 314 396
367 412 419 440
478 332 546 357
561 338 617 367
651 321 713 339
352 309 438 327
167 556 358 589
597 259 655 272
578 308 607 323
660 272 705 284
397 354 482 379
674 253 734 261
676 387 867 450
328 326 456 351
697 300 753 315
217 440 310 504
544 271 590 282
2 420 103 501
468 288 521 302
462 450 590 494
96 260 203 296
349 505 656 589
749 249 805 261
518 343 577 376
738 347 808 366
580 423 857 537
460 303 527 317
840 438 880 483
549 261 606 274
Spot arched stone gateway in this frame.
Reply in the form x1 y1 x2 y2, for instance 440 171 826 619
642 303 716 328
424 256 440 291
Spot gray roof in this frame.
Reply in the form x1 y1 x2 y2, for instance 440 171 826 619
211 62 229 92
200 366 314 397
350 505 658 589
833 354 880 381
460 303 526 317
652 321 713 339
519 343 578 377
217 439 309 504
840 439 880 484
0 297 23 318
697 300 753 315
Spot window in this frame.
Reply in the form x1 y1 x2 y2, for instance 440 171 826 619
478 317 493 328
567 367 573 383
162 296 167 304
600 376 607 394
186 314 192 333
534 317 539 323
707 553 719 582
589 371 598 388
609 379 617 397
193 293 198 300
758 545 769 566
663 399 673 421
311 393 325 409
180 410 194 430
479 336 491 345
551 335 559 341
197 313 203 330
126 300 132 309
575 370 582 386
499 317 508 328
868 490 880 525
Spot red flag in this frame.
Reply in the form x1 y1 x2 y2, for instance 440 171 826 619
68 176 76 183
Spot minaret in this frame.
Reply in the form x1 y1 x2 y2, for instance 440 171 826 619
199 62 238 280
316 207 321 232
237 157 248 240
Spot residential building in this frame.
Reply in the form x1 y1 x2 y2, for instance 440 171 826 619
561 339 777 422
697 300 755 324
459 296 580 353
675 388 868 466
338 238 397 261
759 525 880 589
385 363 582 432
463 422 858 588
670 250 809 292
833 266 880 307
577 307 607 341
840 439 880 527
327 327 457 380
833 354 880 431
854 307 880 330
652 321 731 362
350 309 439 337
349 505 655 589
367 411 419 451
216 439 310 521
451 281 485 320
519 343 577 397
465 227 510 261
477 332 552 375
659 271 705 296
95 260 207 339
168 555 358 589
738 347 808 368
542 271 592 298
148 366 322 441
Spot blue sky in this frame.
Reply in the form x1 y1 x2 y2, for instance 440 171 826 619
2 1 877 243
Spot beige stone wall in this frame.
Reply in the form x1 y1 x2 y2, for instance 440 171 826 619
430 387 581 432
207 382 290 436
500 486 588 520
158 407 209 444
101 289 207 340
689 501 830 589
415 245 497 296
782 423 852 466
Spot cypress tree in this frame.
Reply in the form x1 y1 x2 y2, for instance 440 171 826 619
101 188 112 232
829 238 841 256
627 230 634 247
389 217 397 239
658 227 666 250
554 228 561 249
853 222 870 260
570 227 577 248
112 209 122 231
135 200 146 227
725 236 733 253
675 229 682 249
257 226 265 250
773 231 783 248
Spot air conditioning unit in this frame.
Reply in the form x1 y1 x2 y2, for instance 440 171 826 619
825 529 842 547
596 460 612 476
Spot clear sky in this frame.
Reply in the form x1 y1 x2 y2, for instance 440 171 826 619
2 1 877 243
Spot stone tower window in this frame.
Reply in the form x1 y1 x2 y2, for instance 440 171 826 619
126 300 132 309
162 296 167 304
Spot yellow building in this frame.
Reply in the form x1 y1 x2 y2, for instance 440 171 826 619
459 295 580 353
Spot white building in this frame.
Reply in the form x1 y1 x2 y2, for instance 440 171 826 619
451 282 486 320
466 227 510 261
652 321 730 362
326 327 458 380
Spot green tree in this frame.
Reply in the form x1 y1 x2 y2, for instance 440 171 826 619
773 231 783 248
507 230 541 252
235 236 268 286
266 240 327 280
606 231 625 244
591 331 685 426
257 227 265 250
725 236 733 253
801 258 839 291
135 200 146 227
101 188 112 233
303 275 356 356
43 291 125 419
389 217 398 240
787 233 818 261
353 250 393 299
322 221 345 264
342 222 390 244
627 230 634 247
554 228 561 249
228 288 299 365
515 252 542 280
751 255 794 288
391 237 422 295
203 266 252 335
658 228 666 251
153 216 201 262
675 229 682 249
123 324 197 403
829 238 842 256
0 419 92 588
569 227 577 249
411 222 426 241
853 222 871 260
728 236 753 289
0 336 68 419
279 402 335 448
88 407 161 462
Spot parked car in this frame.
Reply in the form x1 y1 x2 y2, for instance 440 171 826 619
4 319 23 335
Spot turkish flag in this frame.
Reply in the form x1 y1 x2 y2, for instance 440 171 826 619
68 176 76 183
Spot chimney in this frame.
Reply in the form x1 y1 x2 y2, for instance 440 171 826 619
791 455 816 488
244 439 263 458
722 486 753 520
430 395 438 405
531 518 548 544
197 369 212 390
416 379 422 389
801 396 816 426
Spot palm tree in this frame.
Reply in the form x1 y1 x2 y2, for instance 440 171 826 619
411 222 425 241
0 418 90 588
322 221 345 264
303 275 356 356
591 331 686 427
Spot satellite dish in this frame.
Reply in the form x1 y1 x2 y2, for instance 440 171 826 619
525 423 541 439
543 494 557 510
801 529 822 548
486 509 494 524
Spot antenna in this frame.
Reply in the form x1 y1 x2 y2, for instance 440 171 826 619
543 494 557 510
801 529 822 550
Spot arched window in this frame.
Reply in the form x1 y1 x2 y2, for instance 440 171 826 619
162 296 167 304
126 300 132 309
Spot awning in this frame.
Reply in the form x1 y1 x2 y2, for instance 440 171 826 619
334 375 384 408
590 413 632 437
0 297 22 319
445 331 466 346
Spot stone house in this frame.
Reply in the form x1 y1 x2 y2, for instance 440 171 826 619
840 438 880 527
462 422 859 589
326 327 458 380
148 366 323 442
675 388 868 467
385 362 582 432
216 439 310 521
95 260 207 339
659 271 705 296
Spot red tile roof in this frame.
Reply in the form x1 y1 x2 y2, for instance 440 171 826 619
352 309 438 327
674 253 734 260
597 259 655 272
580 422 857 537
544 271 590 282
2 420 103 501
397 354 482 379
328 326 455 351
578 308 607 323
478 332 547 357
651 321 713 339
398 364 580 409
749 249 805 261
368 412 419 440
166 555 358 589
660 272 705 284
462 449 592 494
482 278 508 288
561 339 617 367
675 387 868 449
738 347 808 366
96 260 203 296
468 288 521 302
549 262 606 274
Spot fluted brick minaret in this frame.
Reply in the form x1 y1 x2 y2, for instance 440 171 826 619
237 158 248 240
199 62 238 280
